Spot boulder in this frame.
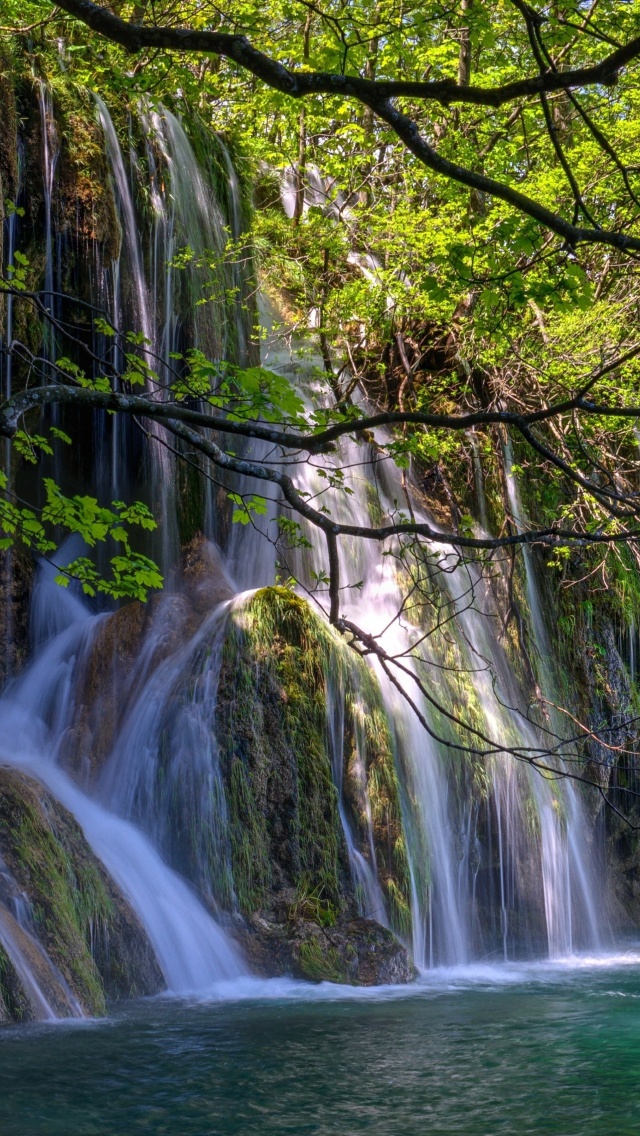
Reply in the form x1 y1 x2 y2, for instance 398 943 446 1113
234 911 415 986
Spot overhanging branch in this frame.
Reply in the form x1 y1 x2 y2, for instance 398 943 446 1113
49 0 640 106
45 0 640 255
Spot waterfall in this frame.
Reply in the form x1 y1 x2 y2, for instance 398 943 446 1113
1 171 19 680
262 326 608 966
503 441 604 956
325 673 389 927
0 871 84 1021
94 96 250 570
98 599 237 907
267 359 471 965
3 209 17 404
94 95 154 350
94 95 177 570
468 429 490 534
36 80 60 371
217 135 249 364
0 562 244 999
0 81 614 1013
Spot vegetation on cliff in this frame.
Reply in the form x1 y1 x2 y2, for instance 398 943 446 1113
1 4 640 823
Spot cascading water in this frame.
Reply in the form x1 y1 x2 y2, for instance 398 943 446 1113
95 95 154 351
36 80 60 373
327 683 389 926
262 327 608 966
503 440 604 955
97 597 238 907
94 96 252 569
0 560 243 999
277 387 469 966
0 80 615 1018
0 860 83 1021
0 183 19 679
94 95 177 570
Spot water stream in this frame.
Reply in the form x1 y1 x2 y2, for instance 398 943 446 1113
0 571 243 995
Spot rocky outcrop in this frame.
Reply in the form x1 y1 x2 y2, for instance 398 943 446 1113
61 577 415 987
0 767 163 1020
236 908 414 986
215 587 414 983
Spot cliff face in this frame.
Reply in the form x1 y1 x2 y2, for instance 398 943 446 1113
3 43 640 1018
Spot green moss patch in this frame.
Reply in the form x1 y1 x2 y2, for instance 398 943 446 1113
215 587 412 938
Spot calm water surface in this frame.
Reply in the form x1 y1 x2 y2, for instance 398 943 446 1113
3 955 640 1136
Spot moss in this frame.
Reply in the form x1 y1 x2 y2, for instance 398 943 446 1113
214 586 343 913
214 587 412 938
226 754 271 912
298 936 346 983
0 773 109 1014
0 942 31 1022
0 769 163 1014
289 880 339 928
216 587 343 914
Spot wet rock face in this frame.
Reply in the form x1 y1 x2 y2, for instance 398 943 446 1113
215 588 413 935
235 911 415 986
62 535 235 782
0 767 163 1021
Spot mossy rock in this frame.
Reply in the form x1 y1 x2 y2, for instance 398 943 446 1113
215 587 412 937
0 938 34 1022
235 911 414 986
0 767 163 1018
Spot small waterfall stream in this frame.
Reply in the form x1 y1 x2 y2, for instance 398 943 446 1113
263 331 607 965
36 80 60 371
0 875 83 1021
97 598 238 907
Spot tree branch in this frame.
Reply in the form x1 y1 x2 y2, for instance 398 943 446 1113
47 0 640 254
50 0 640 106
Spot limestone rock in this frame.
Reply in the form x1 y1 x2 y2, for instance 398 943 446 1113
62 535 234 781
